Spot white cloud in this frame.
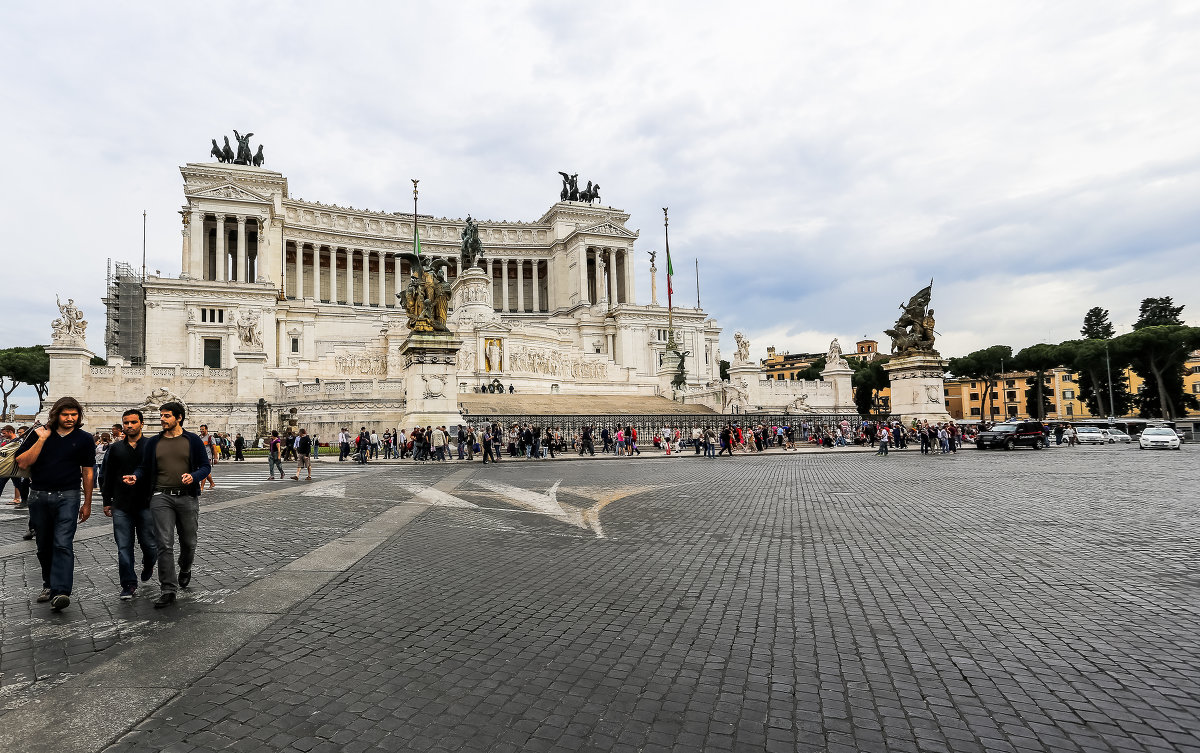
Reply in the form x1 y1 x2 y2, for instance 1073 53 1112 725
1 0 1198 376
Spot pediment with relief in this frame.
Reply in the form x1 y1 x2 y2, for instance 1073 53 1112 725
571 220 638 240
187 181 272 204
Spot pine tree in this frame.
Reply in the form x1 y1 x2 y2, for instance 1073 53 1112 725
1080 307 1115 339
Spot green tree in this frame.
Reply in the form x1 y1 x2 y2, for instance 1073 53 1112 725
794 357 826 381
1060 339 1133 418
1119 324 1200 419
719 359 730 381
852 358 890 418
1014 343 1064 420
1134 297 1184 329
1080 307 1115 340
0 345 50 415
948 345 1012 421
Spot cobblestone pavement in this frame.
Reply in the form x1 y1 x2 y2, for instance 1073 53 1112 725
4 445 1199 752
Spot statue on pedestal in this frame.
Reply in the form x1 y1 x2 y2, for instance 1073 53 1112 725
459 215 485 269
733 331 751 364
235 308 263 350
51 296 88 345
885 282 938 355
397 253 452 333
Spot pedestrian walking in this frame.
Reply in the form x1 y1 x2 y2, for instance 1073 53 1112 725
291 428 313 480
125 401 211 609
197 425 216 490
267 430 284 479
15 398 95 611
100 409 157 600
0 424 34 539
876 425 890 456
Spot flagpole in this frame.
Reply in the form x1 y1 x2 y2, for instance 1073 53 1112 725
664 207 674 349
412 179 420 261
695 257 699 309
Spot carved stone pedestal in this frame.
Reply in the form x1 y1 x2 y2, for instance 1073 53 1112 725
882 352 950 424
233 350 267 400
398 333 464 430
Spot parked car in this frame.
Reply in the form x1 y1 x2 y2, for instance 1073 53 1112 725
1075 426 1108 445
1139 427 1181 450
975 421 1046 450
1174 429 1188 443
1103 429 1132 444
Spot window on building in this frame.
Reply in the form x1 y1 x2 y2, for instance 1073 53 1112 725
970 407 981 416
1006 379 1015 387
970 381 976 388
203 338 221 368
1063 389 1075 400
990 391 998 400
1062 374 1073 382
201 309 206 323
1006 390 1017 401
1066 404 1074 415
1192 383 1200 394
990 406 1000 415
969 392 979 401
291 338 299 353
1188 365 1200 375
944 389 950 396
1007 406 1018 417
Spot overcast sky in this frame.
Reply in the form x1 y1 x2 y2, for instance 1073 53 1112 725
3 1 1199 408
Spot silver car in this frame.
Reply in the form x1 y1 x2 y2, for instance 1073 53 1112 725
1139 427 1181 450
1103 429 1132 444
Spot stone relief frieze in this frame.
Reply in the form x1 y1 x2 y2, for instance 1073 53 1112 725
503 344 609 380
334 352 388 377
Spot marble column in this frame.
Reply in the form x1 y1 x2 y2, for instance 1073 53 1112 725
189 209 204 279
347 249 356 305
330 247 339 303
215 216 227 281
295 242 305 299
501 258 510 313
516 258 525 312
313 244 322 302
236 217 247 282
377 251 386 307
486 259 495 309
579 248 590 305
392 253 401 307
608 248 618 306
532 260 541 313
624 249 636 305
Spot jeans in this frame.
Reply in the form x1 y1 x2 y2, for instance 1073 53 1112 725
113 506 158 588
29 488 81 596
705 440 716 458
877 440 889 456
268 455 284 478
151 492 199 594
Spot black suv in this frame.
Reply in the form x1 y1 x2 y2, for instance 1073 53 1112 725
975 421 1046 450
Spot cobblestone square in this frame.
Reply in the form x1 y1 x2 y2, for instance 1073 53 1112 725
2 446 1198 752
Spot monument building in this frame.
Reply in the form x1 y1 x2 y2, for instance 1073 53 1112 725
45 136 861 436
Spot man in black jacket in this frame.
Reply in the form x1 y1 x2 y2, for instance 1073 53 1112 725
125 401 211 609
101 409 157 600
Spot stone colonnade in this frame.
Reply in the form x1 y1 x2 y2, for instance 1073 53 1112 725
578 247 633 307
186 211 263 282
283 242 476 306
483 257 550 313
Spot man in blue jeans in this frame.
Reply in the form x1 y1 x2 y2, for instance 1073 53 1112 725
126 401 211 609
15 396 95 612
100 409 157 600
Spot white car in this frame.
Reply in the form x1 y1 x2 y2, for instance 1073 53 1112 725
1103 429 1132 444
1075 426 1108 445
1139 427 1181 450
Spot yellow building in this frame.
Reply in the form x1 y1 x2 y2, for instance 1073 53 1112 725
760 346 822 381
943 351 1200 422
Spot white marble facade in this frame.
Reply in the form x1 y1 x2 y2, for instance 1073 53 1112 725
60 162 726 437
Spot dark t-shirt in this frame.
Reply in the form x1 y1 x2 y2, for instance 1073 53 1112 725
155 435 192 490
19 428 95 492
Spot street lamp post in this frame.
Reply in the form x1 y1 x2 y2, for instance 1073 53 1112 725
1105 343 1116 422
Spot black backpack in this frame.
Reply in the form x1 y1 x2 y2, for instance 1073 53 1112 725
298 435 312 454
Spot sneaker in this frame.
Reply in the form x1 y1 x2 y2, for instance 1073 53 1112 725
141 561 155 582
36 588 51 602
153 592 176 609
120 586 136 600
51 594 70 611
179 572 191 589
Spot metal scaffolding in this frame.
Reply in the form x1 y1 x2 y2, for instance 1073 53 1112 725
103 259 146 365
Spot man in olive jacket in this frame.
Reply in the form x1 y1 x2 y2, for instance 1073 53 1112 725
125 401 210 609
